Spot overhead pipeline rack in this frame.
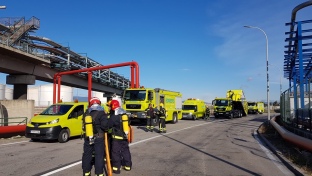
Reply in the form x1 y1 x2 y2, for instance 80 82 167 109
284 1 312 109
0 16 130 90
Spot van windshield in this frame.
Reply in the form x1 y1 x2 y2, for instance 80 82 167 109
182 105 197 110
40 105 73 115
248 103 256 106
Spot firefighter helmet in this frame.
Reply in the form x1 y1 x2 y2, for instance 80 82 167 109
110 100 120 111
89 97 101 106
160 103 164 107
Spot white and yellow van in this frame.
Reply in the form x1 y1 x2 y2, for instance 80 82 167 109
25 101 88 143
182 98 207 120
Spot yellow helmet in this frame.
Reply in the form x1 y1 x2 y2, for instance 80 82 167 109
160 103 164 107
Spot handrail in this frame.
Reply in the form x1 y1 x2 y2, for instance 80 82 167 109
0 117 28 126
270 116 312 152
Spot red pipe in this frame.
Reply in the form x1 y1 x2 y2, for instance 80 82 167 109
53 61 139 103
88 71 92 103
131 65 134 88
0 125 26 135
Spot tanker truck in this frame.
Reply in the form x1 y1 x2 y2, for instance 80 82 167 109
212 89 248 119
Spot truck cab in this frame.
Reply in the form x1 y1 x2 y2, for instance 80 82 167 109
122 87 182 124
25 101 88 143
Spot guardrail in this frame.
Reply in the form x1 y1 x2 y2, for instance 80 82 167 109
0 117 28 137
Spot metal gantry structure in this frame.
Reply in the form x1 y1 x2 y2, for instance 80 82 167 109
284 2 312 110
0 16 130 90
281 1 312 137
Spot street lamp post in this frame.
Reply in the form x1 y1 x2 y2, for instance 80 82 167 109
244 25 270 122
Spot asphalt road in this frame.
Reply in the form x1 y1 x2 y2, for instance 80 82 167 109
0 114 295 176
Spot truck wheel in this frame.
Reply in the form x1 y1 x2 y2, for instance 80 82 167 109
171 113 178 124
192 115 196 121
58 129 69 143
229 113 233 119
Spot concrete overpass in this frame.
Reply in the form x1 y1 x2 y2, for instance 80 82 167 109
0 44 127 99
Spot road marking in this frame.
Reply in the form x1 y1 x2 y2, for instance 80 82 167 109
0 140 28 146
253 129 293 176
41 161 82 176
41 121 212 175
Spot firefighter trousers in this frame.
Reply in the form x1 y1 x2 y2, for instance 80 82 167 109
146 117 155 131
159 116 166 132
82 137 105 175
111 139 132 173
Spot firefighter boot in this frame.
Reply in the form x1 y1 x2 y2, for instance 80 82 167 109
145 126 150 132
83 171 91 176
112 167 121 174
123 166 131 171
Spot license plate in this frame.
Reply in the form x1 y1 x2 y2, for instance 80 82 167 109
183 115 187 117
30 130 40 134
219 113 223 114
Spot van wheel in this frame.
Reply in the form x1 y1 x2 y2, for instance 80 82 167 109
172 113 178 124
58 129 69 143
31 138 40 142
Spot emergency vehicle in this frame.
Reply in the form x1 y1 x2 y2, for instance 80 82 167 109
182 98 207 120
122 87 182 123
25 101 88 143
213 89 248 119
248 101 264 114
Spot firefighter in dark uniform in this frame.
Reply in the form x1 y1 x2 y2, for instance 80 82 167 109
108 100 132 174
82 97 109 176
145 103 156 132
156 103 167 133
205 106 210 120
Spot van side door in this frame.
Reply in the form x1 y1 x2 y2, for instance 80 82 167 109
67 104 85 136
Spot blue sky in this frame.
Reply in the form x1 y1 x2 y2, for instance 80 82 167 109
0 0 311 103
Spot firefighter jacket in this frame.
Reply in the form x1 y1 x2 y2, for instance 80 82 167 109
145 107 156 118
155 107 166 118
83 105 109 137
108 107 128 140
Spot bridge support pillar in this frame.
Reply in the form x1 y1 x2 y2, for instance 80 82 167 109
6 75 35 99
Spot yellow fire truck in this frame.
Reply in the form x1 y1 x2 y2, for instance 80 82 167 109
182 98 207 120
122 87 183 123
248 101 264 114
212 89 248 119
